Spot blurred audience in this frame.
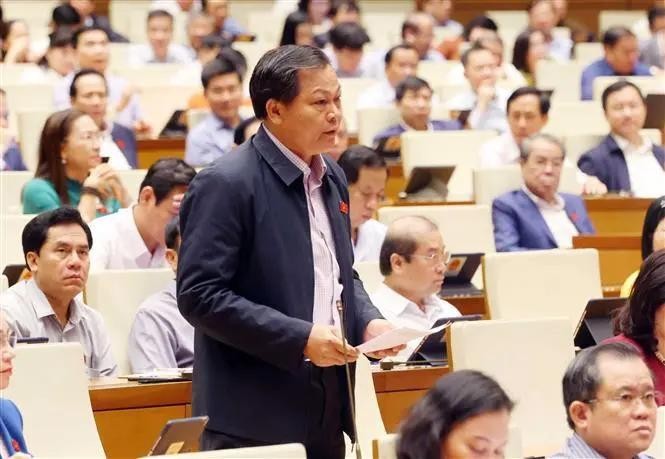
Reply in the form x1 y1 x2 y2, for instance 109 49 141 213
185 57 243 166
512 29 549 85
325 21 371 78
1 20 39 64
640 7 665 70
22 109 131 221
550 342 657 458
128 216 194 373
298 0 332 35
402 12 445 61
437 14 498 61
204 0 247 41
50 4 82 37
493 133 595 251
68 0 128 43
552 0 594 44
313 0 361 47
527 0 572 61
397 370 513 459
416 0 463 36
129 9 193 65
0 88 26 171
151 0 203 17
580 27 652 100
338 146 388 262
185 12 216 59
89 158 196 271
38 29 76 79
0 208 117 377
280 11 314 47
578 81 664 197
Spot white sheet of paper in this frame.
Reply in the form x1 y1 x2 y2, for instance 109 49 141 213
357 322 450 354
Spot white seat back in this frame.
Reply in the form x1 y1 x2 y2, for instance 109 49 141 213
483 249 602 333
248 12 288 45
2 342 105 457
646 406 665 457
17 109 51 171
401 130 497 200
593 75 665 100
363 12 405 48
137 84 199 138
416 61 460 88
85 269 174 374
486 11 528 31
473 165 580 206
0 275 8 293
355 355 386 457
0 171 32 215
599 11 649 39
358 107 401 147
450 318 574 457
340 78 378 134
143 443 307 458
116 169 148 203
4 83 55 112
535 60 587 102
354 261 384 295
574 42 604 62
0 214 34 271
372 433 398 459
545 101 608 136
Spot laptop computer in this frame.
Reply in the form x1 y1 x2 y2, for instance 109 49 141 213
574 297 627 349
398 166 456 202
644 93 665 130
440 253 484 297
408 314 483 365
147 416 209 455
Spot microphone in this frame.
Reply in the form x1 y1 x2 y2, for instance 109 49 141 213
337 300 362 459
379 359 447 371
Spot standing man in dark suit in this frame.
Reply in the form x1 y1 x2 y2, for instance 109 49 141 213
177 45 401 458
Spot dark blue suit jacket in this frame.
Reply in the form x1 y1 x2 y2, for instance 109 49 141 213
177 126 383 443
110 123 137 168
0 399 28 455
492 189 595 252
577 135 665 194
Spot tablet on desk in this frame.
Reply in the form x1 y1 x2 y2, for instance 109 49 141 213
409 314 483 365
441 253 483 297
148 416 209 455
399 166 456 202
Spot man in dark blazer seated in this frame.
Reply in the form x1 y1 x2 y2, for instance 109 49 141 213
493 133 595 251
578 80 665 198
177 45 401 458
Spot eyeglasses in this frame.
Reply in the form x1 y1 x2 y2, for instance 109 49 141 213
412 250 451 266
586 391 661 411
0 330 17 349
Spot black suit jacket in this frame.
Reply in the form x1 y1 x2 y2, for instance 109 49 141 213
577 135 665 193
177 125 383 442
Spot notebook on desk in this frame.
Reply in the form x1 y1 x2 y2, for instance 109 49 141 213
408 314 483 365
440 253 483 297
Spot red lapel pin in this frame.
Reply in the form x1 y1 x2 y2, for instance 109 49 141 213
339 201 349 214
12 439 20 452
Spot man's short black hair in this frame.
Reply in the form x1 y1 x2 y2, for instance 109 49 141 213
329 22 370 50
395 76 431 101
600 79 645 112
165 216 181 251
52 4 81 27
461 41 491 67
462 15 498 41
69 68 107 99
507 87 550 115
147 9 173 23
139 158 197 205
201 56 243 90
384 44 417 65
22 207 93 267
338 145 387 185
648 7 665 29
249 45 330 119
602 26 636 47
233 116 259 145
71 25 109 48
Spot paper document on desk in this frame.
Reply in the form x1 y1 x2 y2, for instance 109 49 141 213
357 322 450 354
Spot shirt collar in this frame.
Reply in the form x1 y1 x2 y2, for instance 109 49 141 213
26 278 82 324
375 282 439 317
611 133 653 156
210 113 238 131
399 119 433 132
521 184 565 211
263 125 327 181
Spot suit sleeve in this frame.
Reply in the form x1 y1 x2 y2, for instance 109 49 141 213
580 68 593 100
351 272 384 344
177 167 313 373
492 198 530 252
577 152 601 182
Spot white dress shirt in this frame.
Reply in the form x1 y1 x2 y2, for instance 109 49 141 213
613 134 665 198
446 87 510 133
356 79 396 110
128 43 194 65
522 185 579 249
354 219 387 263
88 206 167 271
370 283 460 360
478 132 520 167
446 62 527 87
0 279 117 376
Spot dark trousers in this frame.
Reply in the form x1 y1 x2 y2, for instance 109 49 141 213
200 365 346 459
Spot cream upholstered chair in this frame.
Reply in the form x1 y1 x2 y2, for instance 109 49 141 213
2 342 105 457
535 60 587 102
340 78 378 134
564 129 662 166
114 64 188 86
85 268 174 374
354 261 384 295
599 11 649 39
17 109 51 171
109 0 152 41
232 41 274 77
400 130 497 200
0 171 32 214
116 169 148 203
483 249 602 333
0 214 34 271
357 105 451 147
473 165 581 206
355 355 387 458
0 275 8 293
137 84 199 138
416 61 460 88
592 75 665 101
574 42 604 62
435 83 471 106
362 12 405 48
248 12 289 45
486 10 528 31
645 407 665 458
545 101 608 136
4 83 55 111
449 317 574 457
143 443 307 458
108 43 131 69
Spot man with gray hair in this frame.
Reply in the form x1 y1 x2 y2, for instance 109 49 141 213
492 133 595 251
370 216 460 360
549 342 657 458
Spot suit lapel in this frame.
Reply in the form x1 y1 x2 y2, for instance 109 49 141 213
562 195 585 233
517 190 557 247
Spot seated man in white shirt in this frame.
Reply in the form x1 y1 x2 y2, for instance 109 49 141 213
70 68 134 169
0 208 117 376
128 216 194 372
89 158 197 270
338 145 388 262
129 9 193 65
356 44 419 110
370 216 460 360
401 12 446 61
446 42 510 133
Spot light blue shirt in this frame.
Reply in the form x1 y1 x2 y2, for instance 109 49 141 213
580 58 652 100
184 113 238 167
548 433 653 458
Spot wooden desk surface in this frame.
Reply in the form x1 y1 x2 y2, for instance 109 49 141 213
573 234 642 286
583 196 652 234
